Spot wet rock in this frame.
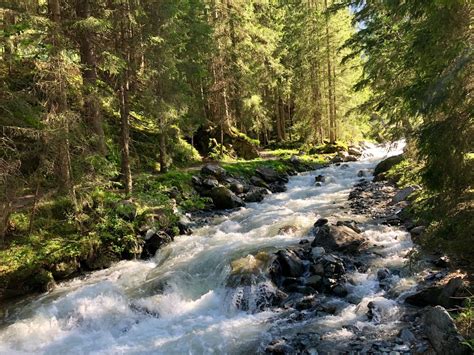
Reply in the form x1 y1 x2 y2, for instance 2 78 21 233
229 180 245 194
311 247 325 259
177 215 193 235
311 263 325 276
250 176 270 189
243 187 268 203
265 339 294 354
270 250 305 281
357 169 369 177
201 164 226 179
331 156 344 163
315 175 326 183
373 154 404 177
392 186 417 204
331 283 348 297
314 218 328 227
269 182 287 193
209 186 245 209
315 182 322 187
423 306 471 355
256 167 288 184
344 155 358 162
398 328 416 343
377 268 391 281
348 146 362 156
336 220 361 233
142 230 173 258
202 177 219 189
405 277 464 308
311 224 366 254
306 275 322 288
340 164 350 169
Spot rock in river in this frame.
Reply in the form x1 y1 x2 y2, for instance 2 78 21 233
209 186 245 209
311 224 366 254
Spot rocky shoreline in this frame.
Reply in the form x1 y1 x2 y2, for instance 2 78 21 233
253 158 471 354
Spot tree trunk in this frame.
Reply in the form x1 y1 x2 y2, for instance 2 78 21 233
119 83 132 195
324 0 336 144
159 131 167 173
76 0 106 155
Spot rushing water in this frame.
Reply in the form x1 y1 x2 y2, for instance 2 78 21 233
0 143 416 354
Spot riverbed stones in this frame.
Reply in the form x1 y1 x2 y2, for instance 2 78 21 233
202 177 219 189
423 306 471 355
209 186 245 209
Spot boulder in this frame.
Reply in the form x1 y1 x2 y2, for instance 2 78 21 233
336 220 361 233
344 155 358 162
348 146 362 156
315 175 325 183
331 283 348 297
202 177 219 189
142 230 173 258
229 180 245 194
405 277 464 308
256 167 288 184
269 182 287 193
270 250 305 280
201 164 226 179
314 218 329 227
243 187 268 203
250 175 270 189
373 154 404 177
311 247 325 259
423 306 471 355
392 186 417 204
209 186 245 209
311 224 366 254
331 156 344 163
377 268 391 281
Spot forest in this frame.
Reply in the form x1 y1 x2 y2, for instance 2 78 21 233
0 0 472 353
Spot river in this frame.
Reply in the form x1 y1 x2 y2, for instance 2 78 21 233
0 143 418 354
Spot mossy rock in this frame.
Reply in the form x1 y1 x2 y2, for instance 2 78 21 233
374 154 404 177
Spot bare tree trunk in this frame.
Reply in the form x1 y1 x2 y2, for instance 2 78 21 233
275 90 283 142
158 131 167 173
76 0 107 155
119 83 132 195
324 0 336 144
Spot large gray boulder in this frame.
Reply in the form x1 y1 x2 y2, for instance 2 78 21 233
311 224 366 254
423 306 471 355
209 186 245 209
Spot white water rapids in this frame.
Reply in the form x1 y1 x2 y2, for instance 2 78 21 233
0 143 418 354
